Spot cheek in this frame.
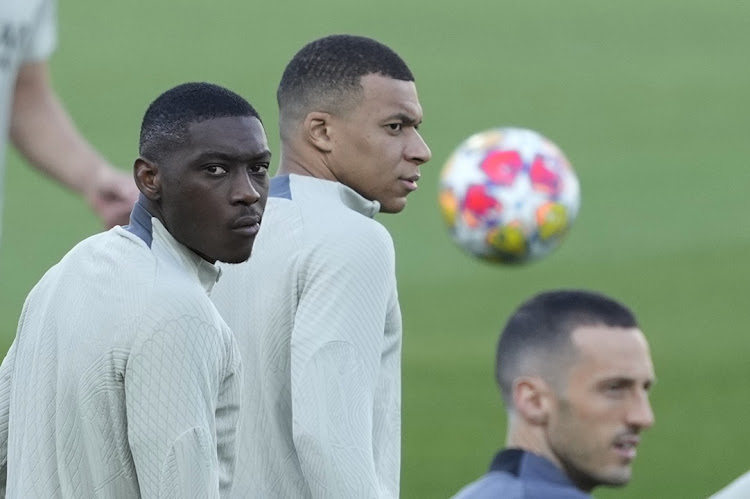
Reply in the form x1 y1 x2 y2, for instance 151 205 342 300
570 402 628 451
365 141 400 176
549 405 608 466
165 188 222 232
556 397 620 436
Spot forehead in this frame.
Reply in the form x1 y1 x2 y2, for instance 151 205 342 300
352 73 423 120
569 325 655 382
186 115 269 156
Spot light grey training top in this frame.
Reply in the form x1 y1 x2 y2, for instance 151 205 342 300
0 202 242 497
212 174 402 498
710 471 750 499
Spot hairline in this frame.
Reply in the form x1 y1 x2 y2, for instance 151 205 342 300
279 71 415 131
140 112 260 163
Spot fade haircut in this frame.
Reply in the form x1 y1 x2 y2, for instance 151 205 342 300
277 34 414 130
139 82 261 163
496 290 639 407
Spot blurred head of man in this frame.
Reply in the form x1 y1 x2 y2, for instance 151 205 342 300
496 290 655 493
276 34 432 213
135 82 271 264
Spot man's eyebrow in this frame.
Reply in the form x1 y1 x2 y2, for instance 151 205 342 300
193 150 272 162
599 376 635 385
384 113 422 126
598 375 656 388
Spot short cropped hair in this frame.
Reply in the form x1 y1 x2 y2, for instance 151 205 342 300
496 290 639 406
277 34 414 127
139 82 261 163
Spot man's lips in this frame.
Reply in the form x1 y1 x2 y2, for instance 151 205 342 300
613 435 640 461
231 215 261 236
400 174 420 192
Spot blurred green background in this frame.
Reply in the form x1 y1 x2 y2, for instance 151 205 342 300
2 0 749 497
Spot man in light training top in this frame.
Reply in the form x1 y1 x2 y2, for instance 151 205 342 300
0 82 270 497
211 34 432 498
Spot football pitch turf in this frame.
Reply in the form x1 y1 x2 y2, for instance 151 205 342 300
1 1 749 497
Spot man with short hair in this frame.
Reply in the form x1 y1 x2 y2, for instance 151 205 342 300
453 290 656 499
0 82 270 496
1 0 138 242
210 34 431 498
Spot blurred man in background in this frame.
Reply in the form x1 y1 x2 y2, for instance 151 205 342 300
453 290 656 499
211 34 431 498
0 82 270 496
1 0 137 245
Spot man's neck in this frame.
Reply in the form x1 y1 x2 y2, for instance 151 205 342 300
276 146 337 182
506 421 563 473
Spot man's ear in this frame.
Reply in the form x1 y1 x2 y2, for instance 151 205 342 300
513 376 554 426
134 157 161 201
304 111 334 153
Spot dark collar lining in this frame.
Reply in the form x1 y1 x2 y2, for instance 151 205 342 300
489 448 583 490
270 175 292 200
489 448 526 476
123 199 154 247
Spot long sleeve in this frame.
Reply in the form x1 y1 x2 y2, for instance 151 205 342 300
291 224 399 499
711 472 750 499
125 303 241 498
0 340 17 496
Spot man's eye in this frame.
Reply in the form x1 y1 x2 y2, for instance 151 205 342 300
249 163 270 174
387 123 403 132
602 381 628 395
205 165 227 176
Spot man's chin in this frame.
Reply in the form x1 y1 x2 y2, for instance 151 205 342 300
564 463 632 492
217 248 254 265
379 198 407 214
597 466 633 488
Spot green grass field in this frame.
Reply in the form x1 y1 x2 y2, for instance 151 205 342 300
2 0 749 497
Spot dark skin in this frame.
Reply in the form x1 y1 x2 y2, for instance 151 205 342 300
134 116 271 264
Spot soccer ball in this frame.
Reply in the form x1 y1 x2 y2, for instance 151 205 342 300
438 127 580 264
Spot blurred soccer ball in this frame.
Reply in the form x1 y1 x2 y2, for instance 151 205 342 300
438 127 580 264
